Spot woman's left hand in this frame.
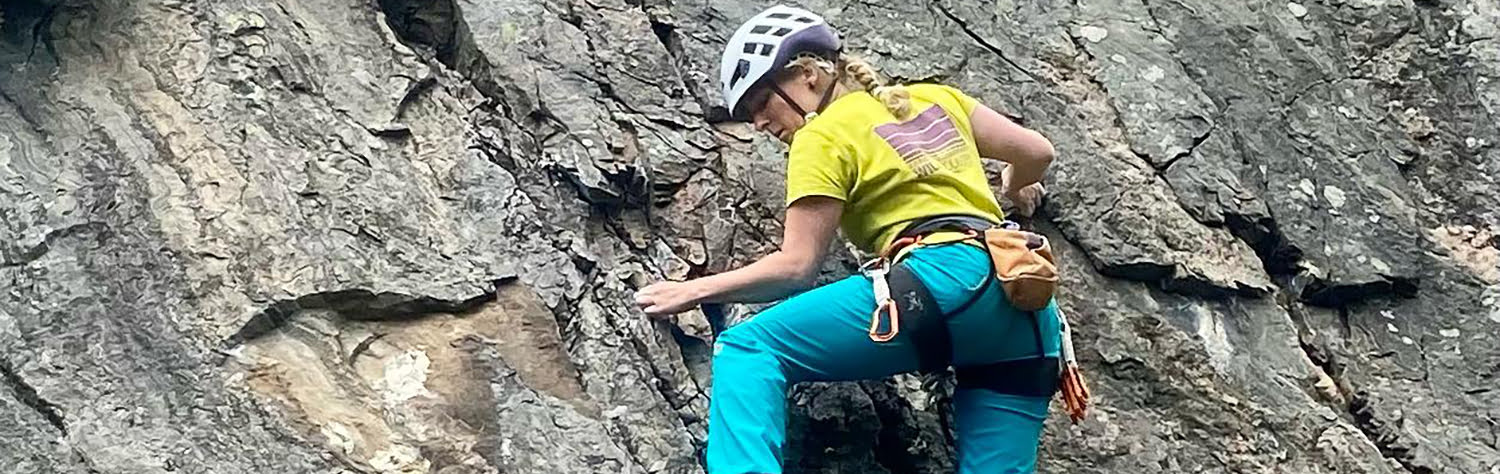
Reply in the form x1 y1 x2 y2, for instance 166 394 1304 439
1000 164 1046 217
634 280 704 318
1005 182 1046 217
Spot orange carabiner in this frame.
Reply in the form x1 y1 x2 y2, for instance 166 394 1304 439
868 299 900 342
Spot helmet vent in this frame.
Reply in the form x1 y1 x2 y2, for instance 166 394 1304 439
740 42 773 56
729 59 751 87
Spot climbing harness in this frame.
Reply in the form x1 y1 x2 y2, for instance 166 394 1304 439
862 214 1092 422
862 248 950 371
861 214 1021 347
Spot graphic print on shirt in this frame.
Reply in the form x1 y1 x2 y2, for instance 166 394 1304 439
873 105 967 177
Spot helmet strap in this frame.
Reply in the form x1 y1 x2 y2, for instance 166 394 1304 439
769 64 846 123
768 53 846 123
807 65 845 120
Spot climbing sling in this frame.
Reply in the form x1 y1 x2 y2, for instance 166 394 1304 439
863 214 1092 422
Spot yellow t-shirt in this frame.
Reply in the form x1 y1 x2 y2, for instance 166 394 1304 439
785 83 1005 254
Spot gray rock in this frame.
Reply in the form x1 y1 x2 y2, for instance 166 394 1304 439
933 0 1276 299
0 360 93 473
1036 221 1400 473
2 0 1497 472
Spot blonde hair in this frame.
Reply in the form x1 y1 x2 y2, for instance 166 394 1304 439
783 54 913 119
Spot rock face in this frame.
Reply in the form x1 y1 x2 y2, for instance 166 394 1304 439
1 0 1496 472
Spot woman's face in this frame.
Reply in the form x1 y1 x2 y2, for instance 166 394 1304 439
747 67 820 144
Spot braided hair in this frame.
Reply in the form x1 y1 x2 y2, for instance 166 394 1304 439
783 54 914 119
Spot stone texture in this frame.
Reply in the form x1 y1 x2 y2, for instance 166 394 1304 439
0 361 93 473
2 0 1497 472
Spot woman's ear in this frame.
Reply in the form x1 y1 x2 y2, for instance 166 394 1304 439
800 64 822 90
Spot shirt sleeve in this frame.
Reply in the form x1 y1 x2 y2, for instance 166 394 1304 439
912 83 982 141
931 83 980 118
784 128 854 206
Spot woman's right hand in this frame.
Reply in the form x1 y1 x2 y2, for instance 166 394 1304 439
635 280 706 318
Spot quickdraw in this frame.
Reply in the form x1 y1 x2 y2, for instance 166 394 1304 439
1057 308 1092 423
863 258 900 342
862 234 936 342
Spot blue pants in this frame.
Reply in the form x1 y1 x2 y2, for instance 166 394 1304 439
707 243 1063 473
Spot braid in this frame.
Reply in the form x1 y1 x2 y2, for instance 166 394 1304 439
843 57 912 119
781 54 913 119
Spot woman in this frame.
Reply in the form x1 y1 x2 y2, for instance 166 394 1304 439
634 5 1062 473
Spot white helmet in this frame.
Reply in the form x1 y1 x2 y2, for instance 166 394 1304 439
718 5 842 121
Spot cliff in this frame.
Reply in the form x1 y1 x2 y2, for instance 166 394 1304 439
1 0 1496 472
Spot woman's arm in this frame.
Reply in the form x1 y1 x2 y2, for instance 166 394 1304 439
697 196 843 303
971 104 1055 195
635 196 843 316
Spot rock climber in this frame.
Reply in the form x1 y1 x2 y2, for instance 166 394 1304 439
633 5 1065 473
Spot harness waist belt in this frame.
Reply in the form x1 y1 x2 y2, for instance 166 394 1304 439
897 213 1000 240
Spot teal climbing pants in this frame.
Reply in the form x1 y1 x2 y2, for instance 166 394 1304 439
706 243 1063 473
